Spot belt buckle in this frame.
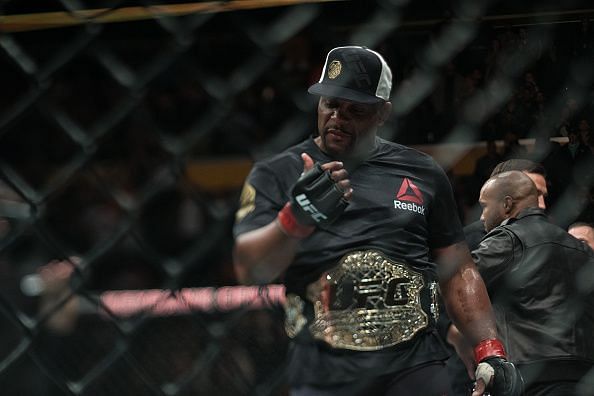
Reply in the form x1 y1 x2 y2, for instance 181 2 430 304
306 250 430 351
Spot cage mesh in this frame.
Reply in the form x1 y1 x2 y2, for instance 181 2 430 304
1 0 594 395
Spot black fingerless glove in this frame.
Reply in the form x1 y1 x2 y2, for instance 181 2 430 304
476 357 524 396
290 163 349 226
474 339 524 396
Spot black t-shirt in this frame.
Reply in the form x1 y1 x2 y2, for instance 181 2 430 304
234 136 465 385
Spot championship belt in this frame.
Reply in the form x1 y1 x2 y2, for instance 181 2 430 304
284 250 439 351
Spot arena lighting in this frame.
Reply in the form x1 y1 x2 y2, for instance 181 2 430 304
2 2 593 33
0 0 345 33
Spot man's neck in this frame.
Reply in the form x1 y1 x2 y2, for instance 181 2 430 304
314 136 378 171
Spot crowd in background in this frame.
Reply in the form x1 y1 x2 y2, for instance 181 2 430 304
1 7 593 308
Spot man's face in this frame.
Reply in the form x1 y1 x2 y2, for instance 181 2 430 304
568 225 594 250
524 172 547 209
317 97 388 159
479 180 507 232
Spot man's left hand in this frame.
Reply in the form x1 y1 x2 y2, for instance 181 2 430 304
472 357 524 396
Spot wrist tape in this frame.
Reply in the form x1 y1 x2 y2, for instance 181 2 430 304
474 338 507 363
277 203 315 238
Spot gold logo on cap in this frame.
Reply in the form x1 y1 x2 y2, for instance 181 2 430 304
328 60 341 79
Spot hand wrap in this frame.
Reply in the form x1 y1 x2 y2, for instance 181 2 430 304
474 339 524 396
277 163 348 238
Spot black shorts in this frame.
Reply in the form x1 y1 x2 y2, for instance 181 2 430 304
290 360 453 396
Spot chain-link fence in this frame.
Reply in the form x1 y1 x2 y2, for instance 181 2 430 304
1 0 594 395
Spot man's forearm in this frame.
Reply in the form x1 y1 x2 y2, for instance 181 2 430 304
436 243 523 395
440 265 498 346
233 221 301 284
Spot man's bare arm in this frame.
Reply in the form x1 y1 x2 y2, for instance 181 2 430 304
434 241 524 396
434 241 498 347
233 221 301 285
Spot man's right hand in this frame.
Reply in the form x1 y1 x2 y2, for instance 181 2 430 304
234 153 354 282
288 153 352 226
277 153 351 238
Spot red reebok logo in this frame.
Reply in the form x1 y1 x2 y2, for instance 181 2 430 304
396 178 424 205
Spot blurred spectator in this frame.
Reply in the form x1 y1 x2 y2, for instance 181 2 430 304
521 72 540 99
573 16 594 58
568 222 594 250
580 187 594 224
576 118 594 154
472 139 503 200
498 26 520 52
529 131 561 178
517 28 529 52
484 38 503 80
531 90 548 126
474 140 503 183
429 61 464 136
557 97 581 137
501 131 528 159
459 67 483 105
531 37 561 93
557 128 592 166
545 128 592 212
517 71 541 124
279 35 315 90
495 99 530 139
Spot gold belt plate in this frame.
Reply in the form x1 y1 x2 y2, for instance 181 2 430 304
304 250 430 350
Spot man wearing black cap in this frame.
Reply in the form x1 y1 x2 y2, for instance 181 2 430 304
233 46 522 396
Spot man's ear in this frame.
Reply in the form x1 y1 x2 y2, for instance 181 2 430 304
503 196 514 214
378 101 392 125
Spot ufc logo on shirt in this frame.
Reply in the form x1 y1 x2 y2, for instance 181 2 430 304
295 194 328 222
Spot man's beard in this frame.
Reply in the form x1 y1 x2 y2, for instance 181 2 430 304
321 132 375 171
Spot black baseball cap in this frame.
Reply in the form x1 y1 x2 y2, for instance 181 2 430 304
308 46 392 104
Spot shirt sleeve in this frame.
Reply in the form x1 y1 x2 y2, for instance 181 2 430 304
427 163 465 249
471 229 515 293
232 162 290 237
